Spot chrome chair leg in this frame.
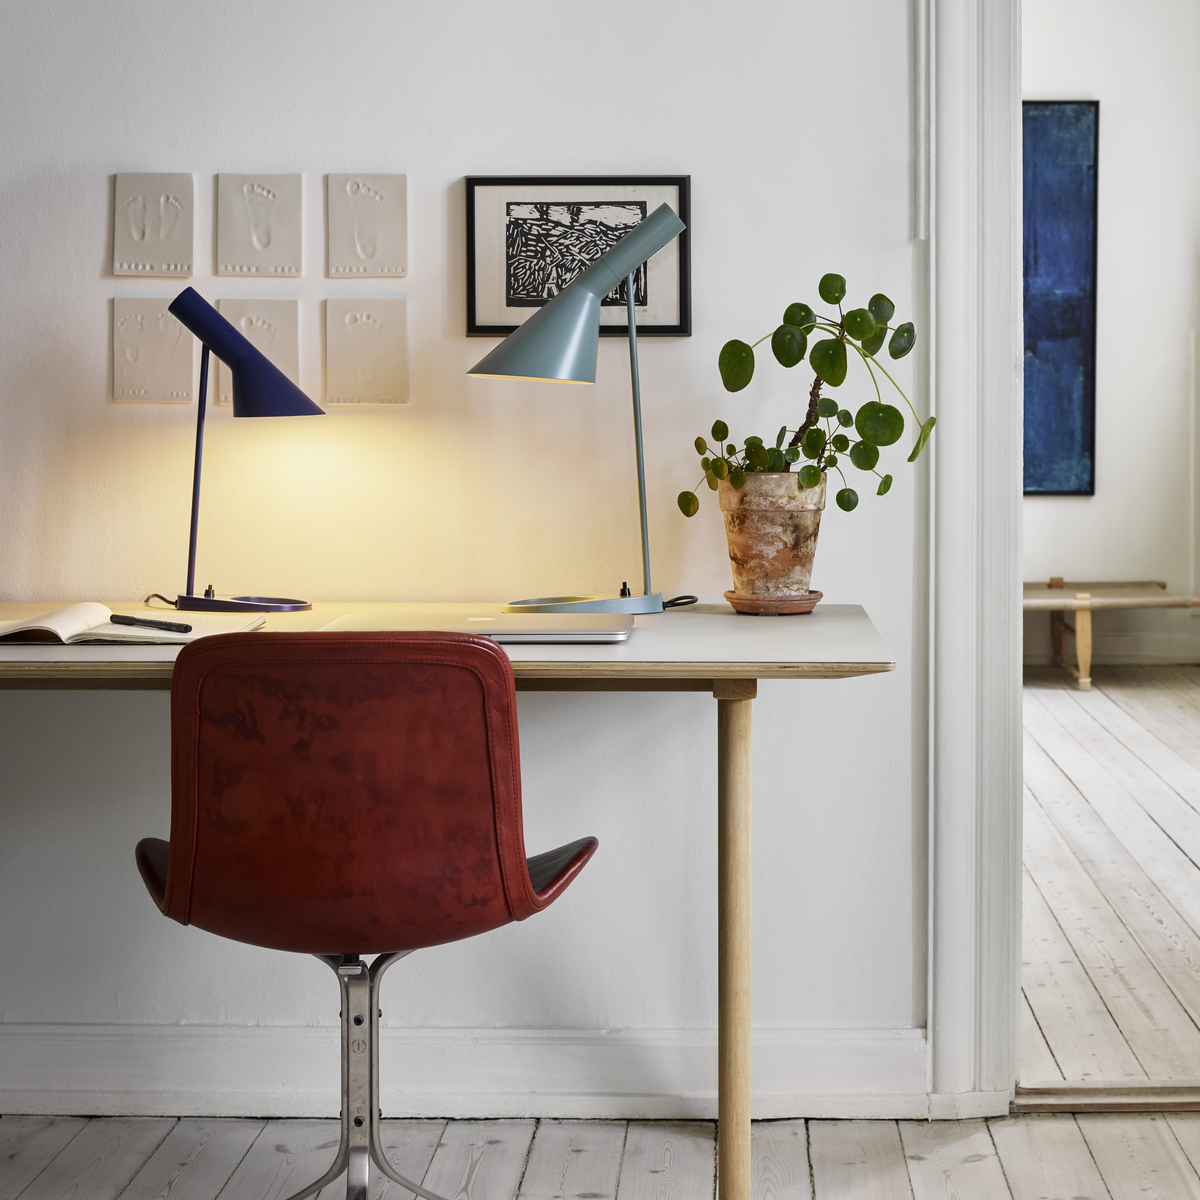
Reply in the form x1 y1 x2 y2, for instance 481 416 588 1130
282 951 452 1200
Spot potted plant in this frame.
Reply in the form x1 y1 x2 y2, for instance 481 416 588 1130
678 273 935 613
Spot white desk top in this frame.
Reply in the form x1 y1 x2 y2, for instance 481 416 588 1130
0 601 894 687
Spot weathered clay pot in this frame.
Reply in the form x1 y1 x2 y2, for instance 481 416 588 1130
717 472 826 614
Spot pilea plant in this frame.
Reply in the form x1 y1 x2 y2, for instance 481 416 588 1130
677 273 935 516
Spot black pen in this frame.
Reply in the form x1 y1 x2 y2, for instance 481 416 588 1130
111 614 193 634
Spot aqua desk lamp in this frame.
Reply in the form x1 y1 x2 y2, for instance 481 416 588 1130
168 287 324 613
468 203 686 614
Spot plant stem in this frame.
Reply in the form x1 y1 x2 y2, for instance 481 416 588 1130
789 372 824 451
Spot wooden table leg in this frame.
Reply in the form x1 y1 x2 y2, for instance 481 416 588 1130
1074 593 1092 691
715 678 756 1200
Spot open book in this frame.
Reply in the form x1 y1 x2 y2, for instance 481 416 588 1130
0 602 265 644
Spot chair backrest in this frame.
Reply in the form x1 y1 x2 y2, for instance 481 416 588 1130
161 632 545 954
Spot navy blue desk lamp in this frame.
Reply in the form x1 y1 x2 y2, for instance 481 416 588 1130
468 203 686 615
167 287 324 613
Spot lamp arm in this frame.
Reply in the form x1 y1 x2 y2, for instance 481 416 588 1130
184 345 210 599
626 273 652 598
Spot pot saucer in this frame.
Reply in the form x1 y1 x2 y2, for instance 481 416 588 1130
724 590 823 615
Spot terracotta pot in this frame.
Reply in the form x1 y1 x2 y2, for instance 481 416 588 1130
717 472 826 614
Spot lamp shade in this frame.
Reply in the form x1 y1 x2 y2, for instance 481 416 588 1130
168 287 323 417
467 202 687 383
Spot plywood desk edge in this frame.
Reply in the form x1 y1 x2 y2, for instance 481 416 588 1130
0 658 897 691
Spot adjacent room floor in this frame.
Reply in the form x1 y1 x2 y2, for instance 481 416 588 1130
7 1112 1200 1198
1021 665 1200 1107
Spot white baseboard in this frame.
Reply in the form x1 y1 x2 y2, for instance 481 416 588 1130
0 1023 1006 1120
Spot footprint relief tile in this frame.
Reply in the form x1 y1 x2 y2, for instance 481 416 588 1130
215 299 300 406
113 173 194 277
327 174 407 278
216 173 302 277
112 298 192 402
326 298 407 404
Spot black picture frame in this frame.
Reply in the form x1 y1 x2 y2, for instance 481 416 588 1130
465 175 691 337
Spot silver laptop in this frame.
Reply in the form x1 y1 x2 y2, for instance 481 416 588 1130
319 610 633 644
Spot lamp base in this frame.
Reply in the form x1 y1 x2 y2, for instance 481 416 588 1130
176 594 313 613
503 593 664 615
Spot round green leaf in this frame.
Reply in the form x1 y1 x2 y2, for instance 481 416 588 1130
678 491 699 517
783 302 817 332
783 446 800 463
801 426 826 459
855 401 904 446
849 440 880 471
877 474 893 496
860 326 886 357
726 443 736 455
745 435 764 446
907 415 937 463
888 322 916 359
817 397 839 418
701 456 711 471
719 340 755 391
775 425 788 449
766 447 785 471
729 468 746 488
705 470 720 491
711 419 729 441
823 453 838 470
797 464 822 489
868 293 895 325
831 433 850 452
746 443 769 470
837 408 854 427
695 436 708 455
844 308 876 341
818 273 846 305
836 487 859 512
771 324 807 368
809 338 847 387
713 457 728 480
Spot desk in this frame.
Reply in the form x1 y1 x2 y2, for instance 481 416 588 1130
0 600 892 1200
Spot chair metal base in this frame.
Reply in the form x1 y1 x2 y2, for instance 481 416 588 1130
282 951 452 1200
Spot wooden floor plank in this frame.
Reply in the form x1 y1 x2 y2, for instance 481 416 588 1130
897 1120 1010 1200
419 1120 537 1200
1077 1112 1200 1197
988 1113 1110 1200
1094 667 1200 764
617 1122 715 1200
1021 865 1146 1082
808 1121 912 1200
15 1117 174 1200
749 1121 808 1200
0 1116 88 1200
1023 791 1200 1079
215 1120 343 1200
518 1120 626 1200
1026 686 1200 880
1023 728 1200 1036
363 1120 448 1200
122 1119 264 1200
1019 991 1063 1083
1163 1112 1200 1177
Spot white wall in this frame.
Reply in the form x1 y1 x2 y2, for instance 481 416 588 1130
1023 0 1200 661
0 0 942 1116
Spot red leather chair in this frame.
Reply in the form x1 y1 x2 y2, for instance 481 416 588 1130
136 632 597 1200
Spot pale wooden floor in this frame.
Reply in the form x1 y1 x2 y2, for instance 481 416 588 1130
1021 665 1200 1098
10 1112 1200 1198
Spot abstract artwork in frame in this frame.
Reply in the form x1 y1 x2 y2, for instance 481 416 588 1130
466 176 691 336
1023 101 1099 494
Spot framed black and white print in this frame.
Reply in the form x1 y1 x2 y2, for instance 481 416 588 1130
466 175 691 337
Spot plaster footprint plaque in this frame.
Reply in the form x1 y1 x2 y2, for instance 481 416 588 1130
113 173 194 276
327 174 407 277
326 298 407 404
215 299 300 406
112 298 192 402
216 173 302 277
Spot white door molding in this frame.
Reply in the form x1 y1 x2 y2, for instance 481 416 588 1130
927 0 1024 1112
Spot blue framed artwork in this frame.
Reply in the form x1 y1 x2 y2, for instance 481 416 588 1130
1023 101 1099 494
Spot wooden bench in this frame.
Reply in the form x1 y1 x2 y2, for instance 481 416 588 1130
1023 578 1200 690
